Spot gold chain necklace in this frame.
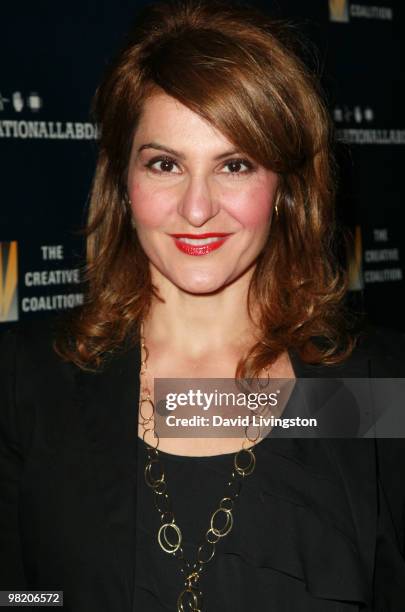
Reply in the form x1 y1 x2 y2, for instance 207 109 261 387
138 324 268 612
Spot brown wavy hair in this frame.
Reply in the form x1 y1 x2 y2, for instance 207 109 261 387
55 0 357 375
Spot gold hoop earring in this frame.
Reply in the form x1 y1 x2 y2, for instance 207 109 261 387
274 203 279 218
122 195 132 209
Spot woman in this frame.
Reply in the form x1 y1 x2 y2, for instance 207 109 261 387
1 0 405 610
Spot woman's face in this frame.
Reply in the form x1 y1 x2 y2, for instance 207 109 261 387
127 92 278 295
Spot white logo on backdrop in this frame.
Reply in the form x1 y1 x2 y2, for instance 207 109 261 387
333 105 375 124
0 89 98 140
2 91 43 113
333 106 405 145
364 108 374 122
0 120 99 140
0 92 10 111
27 92 43 112
329 0 393 22
12 92 24 112
336 129 405 145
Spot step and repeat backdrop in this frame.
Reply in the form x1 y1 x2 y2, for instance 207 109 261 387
1 0 404 329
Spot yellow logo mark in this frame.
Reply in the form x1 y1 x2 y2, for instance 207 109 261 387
347 226 364 291
0 241 19 322
329 0 350 22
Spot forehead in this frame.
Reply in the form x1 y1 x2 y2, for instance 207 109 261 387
134 92 233 147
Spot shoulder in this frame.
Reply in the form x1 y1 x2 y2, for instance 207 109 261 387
299 324 405 378
355 324 405 376
340 325 405 548
0 315 77 454
0 314 73 378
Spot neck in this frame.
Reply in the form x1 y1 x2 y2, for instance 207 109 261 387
143 267 259 359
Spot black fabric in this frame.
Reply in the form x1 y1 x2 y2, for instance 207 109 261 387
0 318 405 611
135 438 368 611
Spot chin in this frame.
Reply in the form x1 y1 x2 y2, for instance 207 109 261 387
173 271 230 295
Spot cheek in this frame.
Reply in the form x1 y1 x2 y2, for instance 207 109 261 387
129 181 173 228
228 180 277 228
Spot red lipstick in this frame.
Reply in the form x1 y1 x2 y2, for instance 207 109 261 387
170 232 231 256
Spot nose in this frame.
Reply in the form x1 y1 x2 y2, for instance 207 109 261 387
177 174 219 227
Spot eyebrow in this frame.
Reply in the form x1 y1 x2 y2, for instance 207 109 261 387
137 142 241 161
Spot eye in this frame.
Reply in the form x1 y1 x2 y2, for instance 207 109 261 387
145 156 181 174
222 158 254 176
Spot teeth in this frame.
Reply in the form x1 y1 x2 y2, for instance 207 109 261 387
177 237 224 246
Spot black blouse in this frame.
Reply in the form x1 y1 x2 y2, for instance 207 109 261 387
132 333 405 612
1 320 405 612
135 435 404 612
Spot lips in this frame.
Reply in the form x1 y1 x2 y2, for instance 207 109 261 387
170 233 232 256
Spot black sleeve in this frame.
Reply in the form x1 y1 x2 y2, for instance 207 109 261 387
0 327 27 589
373 439 405 609
360 328 405 608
